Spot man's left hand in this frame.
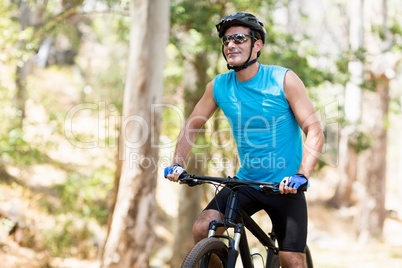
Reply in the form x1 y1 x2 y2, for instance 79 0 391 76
279 174 308 194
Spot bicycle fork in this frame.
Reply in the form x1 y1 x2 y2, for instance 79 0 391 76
207 190 254 268
208 220 254 268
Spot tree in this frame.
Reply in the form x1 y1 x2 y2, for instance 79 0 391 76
14 0 47 129
331 0 364 208
355 0 400 241
101 0 170 267
12 0 84 129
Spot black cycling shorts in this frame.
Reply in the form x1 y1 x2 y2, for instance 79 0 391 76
204 186 308 253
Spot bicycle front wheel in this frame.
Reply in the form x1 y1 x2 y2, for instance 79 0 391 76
305 245 313 268
181 237 229 268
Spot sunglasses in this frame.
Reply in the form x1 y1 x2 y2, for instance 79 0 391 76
221 34 257 46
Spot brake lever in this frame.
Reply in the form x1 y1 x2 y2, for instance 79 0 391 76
178 173 202 187
259 184 281 195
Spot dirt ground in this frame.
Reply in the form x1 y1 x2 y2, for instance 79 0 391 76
307 202 402 268
302 167 402 268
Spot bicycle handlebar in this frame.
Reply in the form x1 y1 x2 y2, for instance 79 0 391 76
178 172 283 195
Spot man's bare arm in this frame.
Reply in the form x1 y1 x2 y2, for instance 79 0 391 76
280 71 325 193
167 80 218 182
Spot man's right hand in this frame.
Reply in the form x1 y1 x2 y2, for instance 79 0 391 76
164 164 185 182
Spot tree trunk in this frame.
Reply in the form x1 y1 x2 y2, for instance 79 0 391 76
356 75 389 241
15 63 30 129
355 0 397 241
14 1 35 129
330 0 363 208
101 0 170 267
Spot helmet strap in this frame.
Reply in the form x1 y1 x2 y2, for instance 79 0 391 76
229 57 258 72
223 30 259 72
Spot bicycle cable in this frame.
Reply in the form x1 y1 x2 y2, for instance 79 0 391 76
210 181 234 240
215 182 250 242
251 252 265 267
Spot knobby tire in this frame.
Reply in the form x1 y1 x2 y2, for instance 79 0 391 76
181 237 228 268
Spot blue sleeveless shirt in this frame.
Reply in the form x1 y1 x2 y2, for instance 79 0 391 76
213 65 303 183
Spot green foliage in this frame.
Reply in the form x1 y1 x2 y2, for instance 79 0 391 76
360 76 383 92
161 103 184 140
41 216 94 258
265 47 333 88
389 20 402 50
333 47 367 87
170 1 221 39
48 169 114 225
334 52 351 86
349 131 372 153
0 129 45 165
164 43 184 90
0 0 133 262
170 0 222 66
37 168 113 257
0 2 33 64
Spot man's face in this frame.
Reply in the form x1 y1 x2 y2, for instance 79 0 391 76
223 26 254 67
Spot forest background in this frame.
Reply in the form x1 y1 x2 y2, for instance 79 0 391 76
0 0 402 267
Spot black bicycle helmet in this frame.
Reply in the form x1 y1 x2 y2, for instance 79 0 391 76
216 12 266 43
216 12 266 72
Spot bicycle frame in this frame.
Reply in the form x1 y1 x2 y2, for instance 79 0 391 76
206 187 278 268
178 173 312 268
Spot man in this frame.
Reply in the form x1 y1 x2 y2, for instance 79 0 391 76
165 12 324 268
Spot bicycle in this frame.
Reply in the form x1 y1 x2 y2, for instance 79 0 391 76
178 173 313 268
